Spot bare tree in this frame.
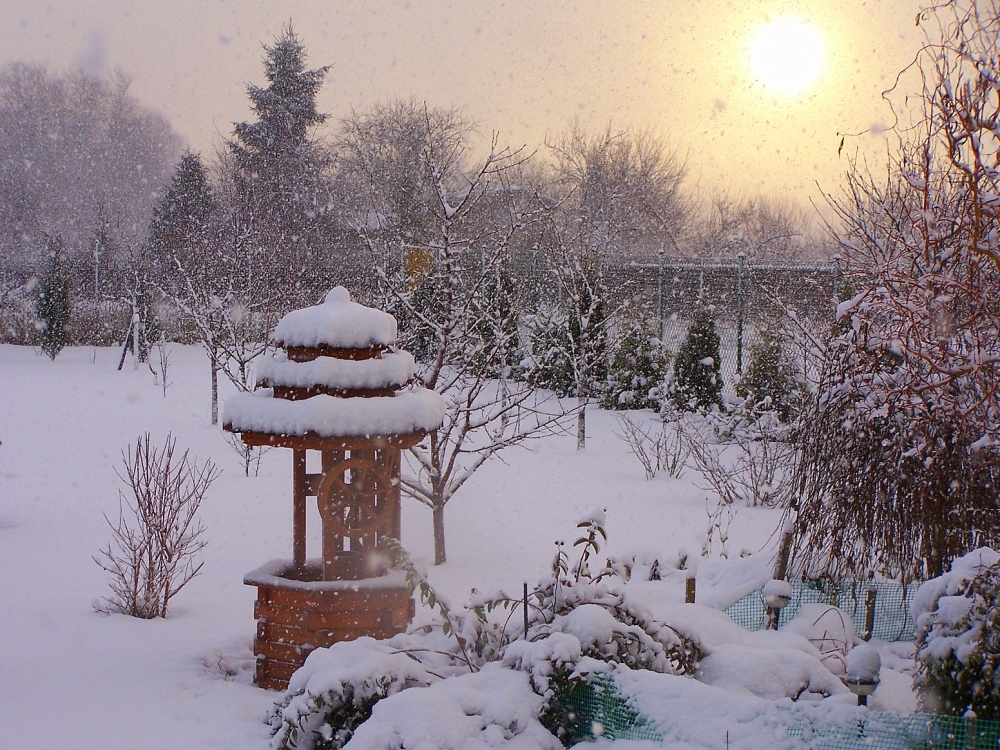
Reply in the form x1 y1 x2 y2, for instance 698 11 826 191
94 433 219 618
547 122 689 263
790 0 1000 580
342 101 568 564
0 63 181 293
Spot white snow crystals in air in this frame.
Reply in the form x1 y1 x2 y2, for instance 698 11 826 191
272 286 397 349
222 388 445 438
256 350 415 391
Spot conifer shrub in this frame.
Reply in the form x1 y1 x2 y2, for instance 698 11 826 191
526 313 576 397
602 319 668 410
913 550 1000 720
736 335 801 422
672 309 723 411
35 237 72 360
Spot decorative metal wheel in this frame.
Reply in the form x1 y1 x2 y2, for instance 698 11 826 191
317 457 394 538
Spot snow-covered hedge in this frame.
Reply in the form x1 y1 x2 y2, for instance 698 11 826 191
913 548 1000 719
268 513 702 749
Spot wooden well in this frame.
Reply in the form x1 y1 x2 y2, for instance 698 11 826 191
223 288 443 690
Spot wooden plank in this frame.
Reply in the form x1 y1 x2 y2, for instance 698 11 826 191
234 431 428 451
293 449 307 570
285 345 384 362
254 601 310 627
259 584 411 613
258 620 404 648
270 385 400 400
257 656 301 682
255 674 289 691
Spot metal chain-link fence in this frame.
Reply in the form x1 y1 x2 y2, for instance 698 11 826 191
607 257 842 390
724 580 919 642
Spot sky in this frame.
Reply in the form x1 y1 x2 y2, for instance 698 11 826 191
0 0 927 204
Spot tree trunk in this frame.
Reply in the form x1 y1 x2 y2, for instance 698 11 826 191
577 397 587 450
432 504 447 565
210 355 219 425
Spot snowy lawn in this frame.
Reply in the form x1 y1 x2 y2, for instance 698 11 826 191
0 344 913 749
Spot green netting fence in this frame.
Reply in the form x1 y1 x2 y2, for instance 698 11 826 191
790 713 1000 750
566 679 1000 749
724 580 920 642
564 676 663 743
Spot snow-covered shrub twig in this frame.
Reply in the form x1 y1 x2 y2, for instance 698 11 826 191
93 433 218 618
679 410 796 507
613 413 689 479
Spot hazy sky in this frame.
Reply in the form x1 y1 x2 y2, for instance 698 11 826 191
0 0 926 203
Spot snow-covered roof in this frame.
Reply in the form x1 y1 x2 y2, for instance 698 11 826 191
272 287 397 349
256 350 415 391
223 387 444 438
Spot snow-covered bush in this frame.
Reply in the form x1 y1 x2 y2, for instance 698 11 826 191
269 513 702 749
735 335 802 423
601 319 667 410
270 639 435 750
913 548 1000 719
671 309 723 412
613 412 689 480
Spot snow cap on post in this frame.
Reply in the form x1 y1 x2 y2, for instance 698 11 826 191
272 287 397 349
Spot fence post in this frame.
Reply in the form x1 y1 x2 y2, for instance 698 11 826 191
862 587 877 642
736 253 746 376
685 575 696 604
657 247 665 342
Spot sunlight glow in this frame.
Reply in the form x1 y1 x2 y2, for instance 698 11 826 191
748 18 825 95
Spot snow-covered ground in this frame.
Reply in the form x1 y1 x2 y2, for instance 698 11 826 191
0 344 914 749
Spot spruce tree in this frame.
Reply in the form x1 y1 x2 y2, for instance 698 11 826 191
474 264 521 375
147 150 215 281
602 318 667 410
736 335 799 422
672 309 723 411
527 314 576 397
36 237 72 360
228 23 331 300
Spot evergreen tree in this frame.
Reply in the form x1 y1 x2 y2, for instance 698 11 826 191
36 236 71 360
473 263 522 375
736 335 800 422
227 23 332 301
147 150 216 284
602 318 667 410
672 309 723 411
526 312 576 397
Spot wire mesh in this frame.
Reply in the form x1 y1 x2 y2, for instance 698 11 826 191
608 258 841 388
567 676 663 743
790 713 1000 750
724 580 920 642
566 679 1000 749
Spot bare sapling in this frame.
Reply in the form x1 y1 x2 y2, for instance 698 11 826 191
94 433 219 618
614 413 689 479
679 415 795 507
153 339 171 396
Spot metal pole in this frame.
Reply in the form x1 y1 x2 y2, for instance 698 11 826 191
657 247 665 342
736 253 746 375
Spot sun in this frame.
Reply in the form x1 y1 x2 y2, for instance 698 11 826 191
748 18 825 95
